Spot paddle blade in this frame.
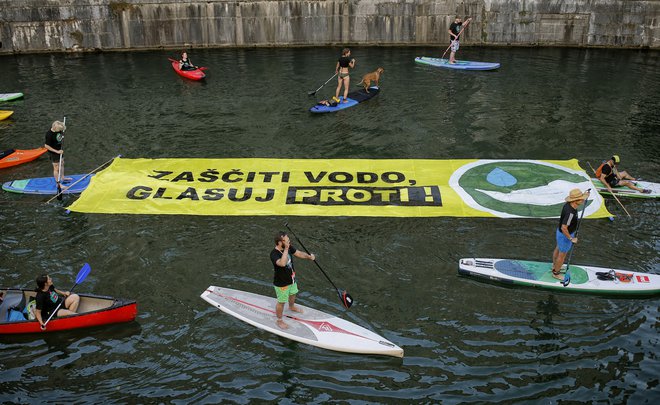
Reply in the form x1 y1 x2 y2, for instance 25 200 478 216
561 273 571 287
340 290 353 309
199 67 208 71
56 183 63 201
75 263 92 284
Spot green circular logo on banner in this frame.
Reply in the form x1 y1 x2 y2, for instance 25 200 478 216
449 160 602 218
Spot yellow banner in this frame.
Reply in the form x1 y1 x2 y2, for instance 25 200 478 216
67 158 612 218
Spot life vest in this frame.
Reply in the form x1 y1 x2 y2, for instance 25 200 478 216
594 161 606 178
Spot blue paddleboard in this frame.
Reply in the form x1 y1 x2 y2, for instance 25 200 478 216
310 87 380 113
2 174 92 195
414 57 500 71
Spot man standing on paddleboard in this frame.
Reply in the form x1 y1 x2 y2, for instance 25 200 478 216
447 16 472 64
551 189 589 280
271 231 316 329
44 120 71 185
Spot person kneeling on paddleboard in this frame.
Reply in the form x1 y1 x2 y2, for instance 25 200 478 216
271 231 316 330
447 17 472 64
179 51 198 71
597 155 650 194
551 189 589 280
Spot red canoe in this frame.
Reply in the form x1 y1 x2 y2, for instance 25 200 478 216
171 60 206 80
0 289 137 334
0 147 48 169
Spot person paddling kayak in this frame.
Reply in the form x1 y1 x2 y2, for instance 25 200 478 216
551 189 589 280
597 155 650 194
447 16 472 64
44 120 71 185
34 274 80 329
335 48 355 103
179 51 198 71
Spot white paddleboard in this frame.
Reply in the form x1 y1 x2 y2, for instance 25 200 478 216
201 286 403 358
459 258 660 296
591 178 660 198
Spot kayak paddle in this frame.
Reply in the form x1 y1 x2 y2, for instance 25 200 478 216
285 223 353 309
41 263 91 330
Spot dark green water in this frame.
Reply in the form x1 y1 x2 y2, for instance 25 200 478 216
1 47 659 402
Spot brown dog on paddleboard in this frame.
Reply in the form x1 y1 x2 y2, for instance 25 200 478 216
358 67 384 93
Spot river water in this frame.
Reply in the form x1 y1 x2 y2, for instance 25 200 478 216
1 47 659 403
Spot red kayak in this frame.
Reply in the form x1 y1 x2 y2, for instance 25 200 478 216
0 147 48 169
0 289 137 334
171 60 206 81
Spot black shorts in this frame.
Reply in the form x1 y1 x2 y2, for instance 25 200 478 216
48 152 61 163
609 177 620 187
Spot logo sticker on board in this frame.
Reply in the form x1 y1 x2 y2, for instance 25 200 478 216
636 275 650 283
449 160 604 218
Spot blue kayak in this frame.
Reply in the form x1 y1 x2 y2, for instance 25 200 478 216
414 57 500 71
310 87 380 113
2 174 92 195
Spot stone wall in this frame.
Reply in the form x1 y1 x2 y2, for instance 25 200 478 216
0 0 658 53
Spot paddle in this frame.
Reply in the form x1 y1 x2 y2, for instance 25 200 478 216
308 73 338 96
284 223 353 309
441 18 472 60
587 161 631 217
56 117 66 201
562 190 590 287
41 263 91 330
46 154 122 204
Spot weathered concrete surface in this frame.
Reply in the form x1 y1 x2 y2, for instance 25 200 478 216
0 0 658 54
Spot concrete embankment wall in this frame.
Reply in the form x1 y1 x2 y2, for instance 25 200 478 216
0 0 658 54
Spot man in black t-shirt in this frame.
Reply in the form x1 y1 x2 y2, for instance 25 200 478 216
270 231 316 329
599 155 650 194
44 120 71 185
447 17 472 64
551 189 589 279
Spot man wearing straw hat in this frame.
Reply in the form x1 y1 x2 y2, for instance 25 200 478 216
551 188 590 280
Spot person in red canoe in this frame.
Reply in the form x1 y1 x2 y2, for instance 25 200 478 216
179 51 199 71
34 274 80 328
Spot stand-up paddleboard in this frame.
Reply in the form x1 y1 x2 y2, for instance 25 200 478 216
310 87 380 113
0 110 14 120
0 93 24 102
0 148 48 169
201 286 404 357
459 258 660 296
171 61 206 81
591 178 659 199
2 174 92 195
414 57 500 71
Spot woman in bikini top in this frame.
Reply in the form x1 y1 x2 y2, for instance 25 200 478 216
335 48 355 103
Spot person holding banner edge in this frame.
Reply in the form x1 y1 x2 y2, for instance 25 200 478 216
270 231 316 330
551 188 590 280
34 274 80 329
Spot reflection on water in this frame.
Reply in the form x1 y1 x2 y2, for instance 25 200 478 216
0 47 659 402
